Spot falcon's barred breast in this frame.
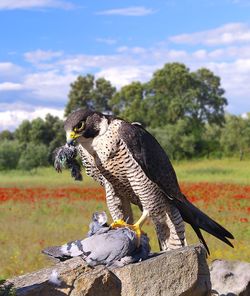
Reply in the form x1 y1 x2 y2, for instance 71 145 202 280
64 109 234 253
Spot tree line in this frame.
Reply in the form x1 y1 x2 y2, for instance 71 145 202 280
0 62 250 170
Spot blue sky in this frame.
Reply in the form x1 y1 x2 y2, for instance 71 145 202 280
1 0 250 130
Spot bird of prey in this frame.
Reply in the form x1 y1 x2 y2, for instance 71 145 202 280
64 109 234 254
43 212 150 267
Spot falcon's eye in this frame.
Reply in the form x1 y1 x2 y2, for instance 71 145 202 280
74 121 85 132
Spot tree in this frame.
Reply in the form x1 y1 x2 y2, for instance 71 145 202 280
110 82 147 124
190 68 227 126
29 118 47 144
144 63 227 128
45 114 66 164
18 143 48 170
220 114 250 160
15 120 32 143
94 78 116 112
149 118 197 160
0 130 14 141
202 124 223 158
0 140 20 170
144 63 195 127
65 74 116 116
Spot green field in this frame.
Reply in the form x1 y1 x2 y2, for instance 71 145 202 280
174 158 250 184
1 158 250 187
0 159 249 279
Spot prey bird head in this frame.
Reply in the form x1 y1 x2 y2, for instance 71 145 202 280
88 211 109 237
64 109 110 145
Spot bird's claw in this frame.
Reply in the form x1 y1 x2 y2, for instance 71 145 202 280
110 219 143 247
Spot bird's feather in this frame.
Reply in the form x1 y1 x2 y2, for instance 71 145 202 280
119 122 234 254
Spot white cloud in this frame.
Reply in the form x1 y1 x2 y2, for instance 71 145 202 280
24 49 63 64
0 62 23 80
57 53 138 73
0 62 21 73
170 23 250 46
96 65 155 88
23 70 76 100
0 104 64 131
96 6 155 16
0 82 23 91
192 49 207 60
206 59 250 97
0 0 74 10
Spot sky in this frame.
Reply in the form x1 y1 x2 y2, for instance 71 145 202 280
1 0 250 130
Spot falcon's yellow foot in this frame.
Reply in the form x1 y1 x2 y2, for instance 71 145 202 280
110 219 143 247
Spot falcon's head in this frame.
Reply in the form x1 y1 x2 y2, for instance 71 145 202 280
64 109 111 145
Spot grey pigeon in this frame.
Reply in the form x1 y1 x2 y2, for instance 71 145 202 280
42 212 150 268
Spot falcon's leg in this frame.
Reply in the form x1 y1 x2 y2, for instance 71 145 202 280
105 181 134 224
152 204 187 251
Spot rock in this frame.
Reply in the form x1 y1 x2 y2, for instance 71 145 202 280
210 259 250 296
112 245 211 296
0 258 121 296
1 245 211 296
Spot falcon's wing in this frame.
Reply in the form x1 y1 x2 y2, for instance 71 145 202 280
119 121 234 254
119 122 181 199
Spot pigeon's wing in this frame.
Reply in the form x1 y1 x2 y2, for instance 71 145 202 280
42 246 72 261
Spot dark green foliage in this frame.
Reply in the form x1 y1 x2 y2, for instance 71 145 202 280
65 74 116 116
44 114 65 163
94 77 116 112
220 114 250 160
110 82 147 124
191 68 227 126
202 124 223 158
0 114 65 170
143 63 227 128
18 143 48 170
149 119 197 160
29 118 47 144
0 140 20 170
14 120 32 143
0 130 14 141
145 63 194 126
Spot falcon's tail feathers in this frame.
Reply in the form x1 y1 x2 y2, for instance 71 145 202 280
174 195 234 255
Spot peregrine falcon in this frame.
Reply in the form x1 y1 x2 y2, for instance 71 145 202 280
64 109 234 254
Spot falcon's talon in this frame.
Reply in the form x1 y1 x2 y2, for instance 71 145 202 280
110 219 143 247
131 223 142 247
110 219 129 229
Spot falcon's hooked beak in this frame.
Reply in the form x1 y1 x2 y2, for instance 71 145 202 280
66 130 81 145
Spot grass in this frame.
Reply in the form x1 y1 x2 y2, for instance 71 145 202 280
0 158 250 187
0 167 97 188
0 159 249 279
174 158 250 184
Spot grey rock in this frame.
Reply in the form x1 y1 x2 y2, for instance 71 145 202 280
1 245 211 296
210 259 250 296
112 245 211 296
1 257 121 296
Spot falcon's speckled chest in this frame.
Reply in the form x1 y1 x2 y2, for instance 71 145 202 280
91 119 122 164
77 119 122 166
